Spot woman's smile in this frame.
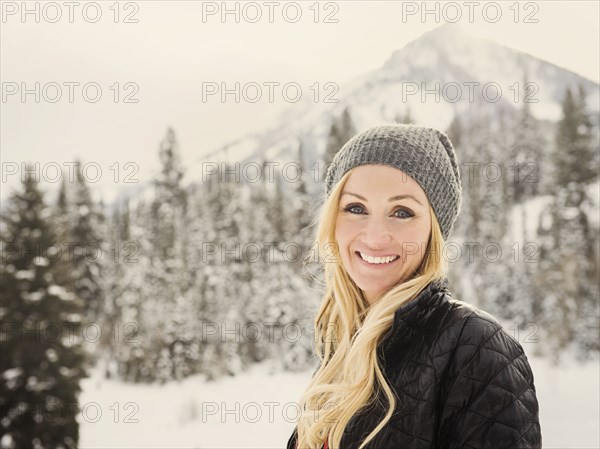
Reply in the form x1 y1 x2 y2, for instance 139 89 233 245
355 251 400 267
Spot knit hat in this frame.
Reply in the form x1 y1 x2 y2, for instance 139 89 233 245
325 124 462 240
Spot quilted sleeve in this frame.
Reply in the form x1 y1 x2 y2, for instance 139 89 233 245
436 313 542 449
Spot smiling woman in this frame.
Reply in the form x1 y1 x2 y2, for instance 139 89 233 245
286 124 542 449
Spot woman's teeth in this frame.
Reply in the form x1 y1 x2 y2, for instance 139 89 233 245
358 252 399 264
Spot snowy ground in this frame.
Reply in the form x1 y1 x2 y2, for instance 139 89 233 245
79 352 600 449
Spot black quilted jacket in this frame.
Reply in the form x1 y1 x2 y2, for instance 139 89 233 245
285 278 542 449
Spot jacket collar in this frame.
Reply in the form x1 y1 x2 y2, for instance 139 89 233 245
378 277 450 356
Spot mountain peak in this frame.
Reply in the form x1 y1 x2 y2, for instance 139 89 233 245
383 24 481 71
423 22 467 39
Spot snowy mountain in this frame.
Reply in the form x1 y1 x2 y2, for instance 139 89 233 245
191 23 599 185
382 23 599 121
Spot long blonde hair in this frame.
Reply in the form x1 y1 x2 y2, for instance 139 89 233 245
296 168 449 449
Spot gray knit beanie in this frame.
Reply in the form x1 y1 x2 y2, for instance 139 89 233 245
325 124 462 240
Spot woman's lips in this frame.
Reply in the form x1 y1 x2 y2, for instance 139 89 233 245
355 251 400 267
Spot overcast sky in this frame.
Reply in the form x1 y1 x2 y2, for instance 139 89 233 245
1 1 599 205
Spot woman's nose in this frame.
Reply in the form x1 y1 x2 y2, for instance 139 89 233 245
361 217 393 249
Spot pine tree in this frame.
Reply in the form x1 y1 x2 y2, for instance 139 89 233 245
117 197 155 382
534 193 580 358
508 80 546 203
247 160 279 244
554 85 597 191
322 107 356 182
270 171 288 243
148 127 194 381
469 115 512 316
0 170 87 448
206 173 245 378
51 177 75 292
150 128 188 260
291 140 318 280
71 159 105 326
532 85 600 359
261 256 316 372
464 110 509 242
100 199 130 379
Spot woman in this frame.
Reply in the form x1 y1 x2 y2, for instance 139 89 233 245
286 124 542 449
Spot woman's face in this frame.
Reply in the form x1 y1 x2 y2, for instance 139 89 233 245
334 164 432 306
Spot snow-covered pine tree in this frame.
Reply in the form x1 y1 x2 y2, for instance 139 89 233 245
0 170 87 448
232 161 279 369
534 191 580 360
468 111 514 318
262 256 316 372
71 159 105 330
292 139 320 283
183 176 220 381
499 79 549 328
534 84 599 360
51 177 76 296
117 197 155 382
270 170 288 244
99 198 131 379
554 85 597 190
555 85 599 359
148 127 195 382
193 165 246 380
508 76 547 203
322 107 356 182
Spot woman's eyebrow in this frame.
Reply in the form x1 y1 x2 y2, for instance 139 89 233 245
341 191 423 206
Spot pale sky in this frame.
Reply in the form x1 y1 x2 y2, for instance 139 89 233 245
1 1 599 205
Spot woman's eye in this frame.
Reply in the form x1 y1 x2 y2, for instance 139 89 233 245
394 208 414 219
343 204 364 214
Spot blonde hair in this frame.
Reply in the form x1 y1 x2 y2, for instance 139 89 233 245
296 168 449 449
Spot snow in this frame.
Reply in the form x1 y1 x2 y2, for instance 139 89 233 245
79 361 310 448
33 256 49 267
22 290 44 302
529 348 600 448
585 180 600 228
508 195 553 243
48 285 74 301
15 270 34 280
2 368 24 381
0 435 14 449
78 354 599 448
